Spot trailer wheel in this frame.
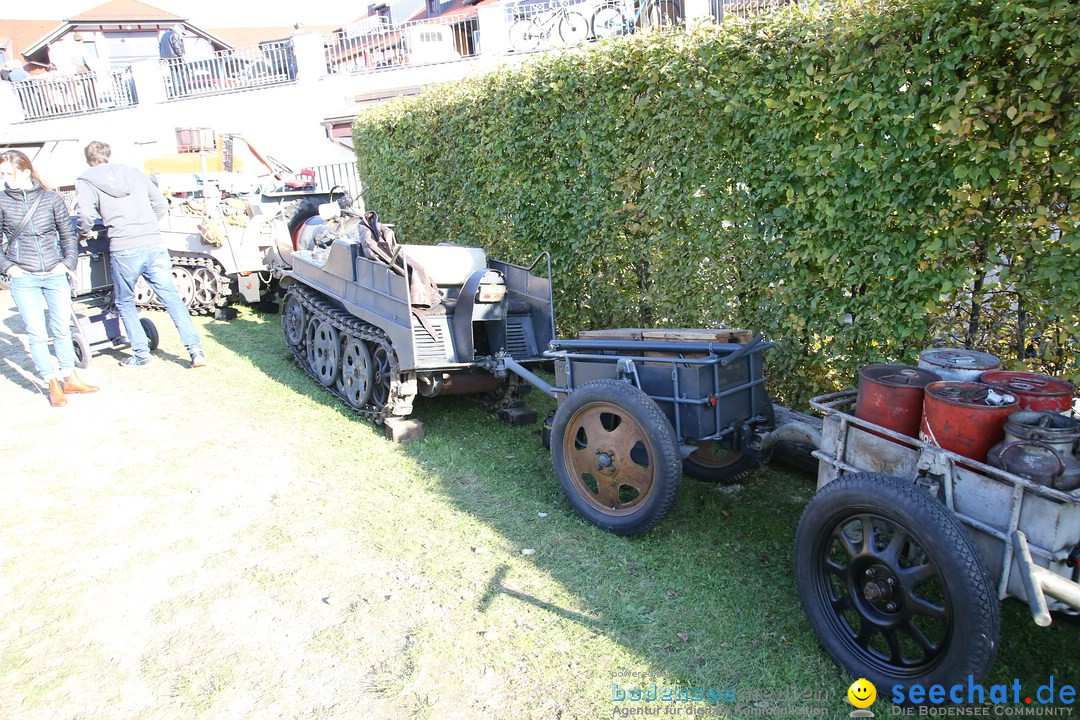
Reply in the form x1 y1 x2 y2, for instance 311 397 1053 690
794 472 999 691
683 441 759 484
140 318 160 351
72 332 91 369
551 379 682 535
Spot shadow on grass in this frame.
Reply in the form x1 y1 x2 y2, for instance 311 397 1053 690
203 306 1078 712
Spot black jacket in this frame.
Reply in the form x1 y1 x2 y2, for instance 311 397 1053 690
0 181 78 274
159 28 185 59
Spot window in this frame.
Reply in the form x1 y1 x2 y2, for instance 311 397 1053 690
176 128 217 154
368 4 391 22
426 0 441 16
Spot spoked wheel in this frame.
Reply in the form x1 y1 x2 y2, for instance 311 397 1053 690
682 440 760 484
794 473 999 690
134 277 156 305
305 319 340 387
645 0 682 29
172 266 196 308
509 19 540 52
191 266 219 307
337 335 374 409
282 293 306 349
558 11 589 45
592 4 628 38
551 379 682 535
370 342 394 411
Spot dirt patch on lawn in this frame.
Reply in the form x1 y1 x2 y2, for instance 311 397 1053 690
0 294 430 720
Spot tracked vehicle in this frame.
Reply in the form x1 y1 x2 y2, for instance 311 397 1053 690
280 203 555 420
137 187 340 316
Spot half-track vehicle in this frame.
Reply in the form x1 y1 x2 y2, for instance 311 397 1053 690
137 183 340 316
280 202 554 420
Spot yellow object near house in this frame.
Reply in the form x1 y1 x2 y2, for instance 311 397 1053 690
143 153 245 175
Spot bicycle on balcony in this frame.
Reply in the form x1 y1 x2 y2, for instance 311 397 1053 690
591 0 683 39
509 1 591 52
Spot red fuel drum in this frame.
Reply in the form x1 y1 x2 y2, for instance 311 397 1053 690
919 382 1019 462
979 371 1076 413
856 364 942 437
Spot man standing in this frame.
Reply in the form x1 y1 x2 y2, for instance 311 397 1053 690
76 140 206 368
158 24 187 96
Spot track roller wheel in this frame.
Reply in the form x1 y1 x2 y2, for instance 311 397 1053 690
282 292 306 350
337 334 374 408
306 318 340 387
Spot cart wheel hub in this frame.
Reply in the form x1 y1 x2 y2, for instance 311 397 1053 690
595 450 616 473
860 565 900 610
863 580 892 602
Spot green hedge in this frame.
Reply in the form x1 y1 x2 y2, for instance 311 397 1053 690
353 0 1079 406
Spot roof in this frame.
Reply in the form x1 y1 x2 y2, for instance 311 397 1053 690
68 0 183 22
0 20 60 67
209 25 338 48
15 0 188 59
344 0 497 29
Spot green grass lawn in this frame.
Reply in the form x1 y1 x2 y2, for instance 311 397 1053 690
1 302 1075 720
206 307 1078 716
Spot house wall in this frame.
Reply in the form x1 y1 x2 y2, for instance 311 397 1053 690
0 30 519 188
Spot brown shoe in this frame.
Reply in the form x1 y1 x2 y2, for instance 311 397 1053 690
48 378 68 407
62 370 99 394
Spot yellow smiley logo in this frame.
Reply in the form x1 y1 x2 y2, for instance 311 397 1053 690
847 678 877 708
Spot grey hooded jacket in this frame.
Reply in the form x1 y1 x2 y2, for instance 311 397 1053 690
0 180 78 275
76 163 168 252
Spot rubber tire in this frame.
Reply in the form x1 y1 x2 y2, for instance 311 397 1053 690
551 379 682 536
794 472 999 691
592 5 628 38
682 444 760 484
140 318 160 351
646 0 682 28
72 331 91 369
558 11 590 45
509 19 540 52
284 198 322 249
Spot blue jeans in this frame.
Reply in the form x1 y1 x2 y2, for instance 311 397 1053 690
9 271 75 380
110 244 203 358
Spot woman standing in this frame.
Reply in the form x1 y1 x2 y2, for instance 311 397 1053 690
0 149 98 406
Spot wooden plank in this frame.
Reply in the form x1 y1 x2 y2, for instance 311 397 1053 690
641 328 752 344
577 327 752 344
576 328 644 341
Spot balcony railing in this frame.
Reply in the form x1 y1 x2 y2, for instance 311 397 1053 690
325 14 481 75
10 66 137 121
716 0 794 19
161 40 297 100
6 0 794 123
